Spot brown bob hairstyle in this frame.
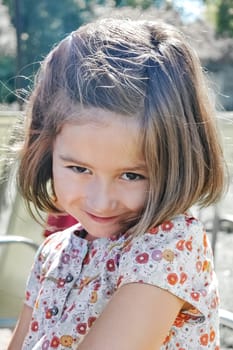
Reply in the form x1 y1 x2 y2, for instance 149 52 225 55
18 18 226 235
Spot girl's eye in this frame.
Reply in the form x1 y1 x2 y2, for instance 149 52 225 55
121 172 144 181
67 166 90 174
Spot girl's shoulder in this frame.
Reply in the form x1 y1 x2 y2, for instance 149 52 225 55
127 212 204 248
38 223 82 258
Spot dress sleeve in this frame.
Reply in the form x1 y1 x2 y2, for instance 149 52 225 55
117 214 218 317
24 234 58 308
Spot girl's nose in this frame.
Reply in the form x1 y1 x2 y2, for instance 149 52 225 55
85 178 117 214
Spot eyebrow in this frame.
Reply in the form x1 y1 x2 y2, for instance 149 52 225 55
58 154 147 172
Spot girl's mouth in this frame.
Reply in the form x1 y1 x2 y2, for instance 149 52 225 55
86 212 119 224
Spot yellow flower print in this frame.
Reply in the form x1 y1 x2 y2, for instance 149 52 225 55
60 335 74 347
90 290 98 303
162 249 175 262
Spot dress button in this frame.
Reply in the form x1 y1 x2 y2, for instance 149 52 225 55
51 306 59 316
65 273 74 283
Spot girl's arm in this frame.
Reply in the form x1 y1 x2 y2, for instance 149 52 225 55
7 303 33 350
78 282 184 350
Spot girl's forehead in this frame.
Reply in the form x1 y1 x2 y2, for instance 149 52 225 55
64 106 141 130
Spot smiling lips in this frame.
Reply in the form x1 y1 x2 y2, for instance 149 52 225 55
86 212 119 223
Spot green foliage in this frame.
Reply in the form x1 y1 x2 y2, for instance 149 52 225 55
2 0 95 101
0 56 16 103
217 0 233 37
204 0 233 37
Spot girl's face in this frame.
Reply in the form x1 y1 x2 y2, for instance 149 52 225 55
52 108 149 239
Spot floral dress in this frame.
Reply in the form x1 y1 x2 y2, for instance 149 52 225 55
22 213 220 349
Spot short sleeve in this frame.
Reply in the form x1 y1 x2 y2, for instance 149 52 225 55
24 233 62 308
117 214 217 317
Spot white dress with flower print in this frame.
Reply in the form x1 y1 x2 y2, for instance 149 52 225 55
22 214 220 349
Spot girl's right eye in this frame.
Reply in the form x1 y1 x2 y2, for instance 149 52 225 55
67 166 90 174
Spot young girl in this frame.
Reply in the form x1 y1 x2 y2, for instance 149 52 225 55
8 18 225 350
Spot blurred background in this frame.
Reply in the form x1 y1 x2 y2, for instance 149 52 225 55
0 0 233 348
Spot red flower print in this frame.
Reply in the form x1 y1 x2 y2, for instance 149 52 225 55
196 261 202 273
200 333 209 346
31 320 39 332
185 240 192 251
167 273 178 285
173 315 184 328
50 336 60 348
136 252 149 264
45 309 52 319
161 221 174 232
191 291 200 301
76 323 87 335
83 252 90 265
88 316 97 328
57 278 66 288
148 226 159 234
185 216 195 226
176 240 185 251
179 272 188 284
116 275 123 287
91 249 97 257
106 259 115 272
25 290 30 301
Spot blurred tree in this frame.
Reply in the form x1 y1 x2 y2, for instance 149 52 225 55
204 0 233 37
217 0 233 37
2 0 95 103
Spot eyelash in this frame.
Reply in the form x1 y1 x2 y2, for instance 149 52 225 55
121 172 145 181
67 166 90 174
67 167 145 181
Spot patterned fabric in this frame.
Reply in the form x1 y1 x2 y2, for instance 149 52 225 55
23 214 220 349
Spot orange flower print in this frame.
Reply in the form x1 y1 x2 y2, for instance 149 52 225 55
167 273 178 285
210 329 215 342
148 226 159 234
185 240 192 251
161 221 174 231
191 291 200 301
202 260 210 272
60 335 74 347
136 252 149 264
179 272 188 284
176 240 185 251
50 336 60 348
203 232 208 248
200 333 209 346
76 323 87 335
45 309 52 319
174 315 185 328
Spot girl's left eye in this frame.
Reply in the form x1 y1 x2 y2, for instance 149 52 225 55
67 166 90 174
121 172 144 181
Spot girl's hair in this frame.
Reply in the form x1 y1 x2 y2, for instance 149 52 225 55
18 18 226 234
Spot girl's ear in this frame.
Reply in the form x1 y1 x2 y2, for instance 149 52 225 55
49 179 65 212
